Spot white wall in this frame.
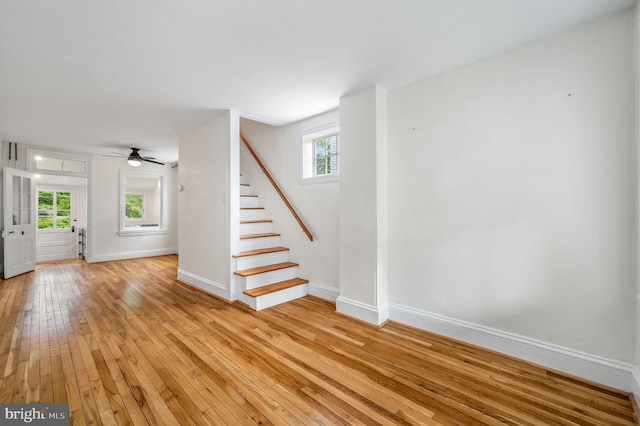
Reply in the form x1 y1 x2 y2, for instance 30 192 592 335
178 111 239 300
91 156 178 261
240 110 340 299
388 11 636 362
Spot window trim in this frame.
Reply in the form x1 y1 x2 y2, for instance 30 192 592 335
300 123 340 184
119 169 167 237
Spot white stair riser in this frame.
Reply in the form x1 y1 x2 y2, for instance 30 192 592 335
241 283 308 311
240 221 273 235
239 266 299 290
240 196 259 208
238 292 256 310
240 209 265 221
239 235 280 251
235 251 290 270
240 185 252 195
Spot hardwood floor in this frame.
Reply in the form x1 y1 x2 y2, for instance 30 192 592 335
0 255 637 425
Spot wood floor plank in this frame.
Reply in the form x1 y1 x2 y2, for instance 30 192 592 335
161 332 264 424
0 255 636 425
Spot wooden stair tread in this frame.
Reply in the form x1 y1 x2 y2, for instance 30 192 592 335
240 207 264 210
240 219 272 224
235 262 298 277
243 278 309 297
240 194 258 197
240 232 280 240
233 247 289 258
240 183 249 186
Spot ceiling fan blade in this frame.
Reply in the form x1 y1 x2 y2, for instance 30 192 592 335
141 156 157 160
142 158 165 165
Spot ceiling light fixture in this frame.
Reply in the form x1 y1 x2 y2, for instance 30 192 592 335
127 149 143 167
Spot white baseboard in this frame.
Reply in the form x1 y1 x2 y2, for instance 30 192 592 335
87 247 178 263
308 281 340 302
177 268 229 301
336 296 389 326
631 367 640 402
389 303 635 393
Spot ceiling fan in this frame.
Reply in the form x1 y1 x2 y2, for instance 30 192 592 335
107 148 165 167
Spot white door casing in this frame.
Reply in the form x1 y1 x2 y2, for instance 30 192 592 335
3 167 37 279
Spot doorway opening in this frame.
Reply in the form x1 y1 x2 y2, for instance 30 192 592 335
35 175 87 263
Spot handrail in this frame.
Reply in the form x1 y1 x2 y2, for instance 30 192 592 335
240 132 314 241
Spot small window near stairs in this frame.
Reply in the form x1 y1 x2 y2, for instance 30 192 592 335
300 124 340 184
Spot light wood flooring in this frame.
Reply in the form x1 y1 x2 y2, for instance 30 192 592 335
0 255 637 425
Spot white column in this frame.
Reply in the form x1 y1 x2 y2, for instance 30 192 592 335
337 84 389 325
633 3 640 397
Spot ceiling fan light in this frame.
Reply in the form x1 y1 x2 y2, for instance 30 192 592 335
127 158 142 167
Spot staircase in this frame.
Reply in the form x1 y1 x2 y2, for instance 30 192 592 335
234 181 308 310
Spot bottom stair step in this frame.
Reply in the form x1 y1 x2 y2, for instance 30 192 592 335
243 278 309 298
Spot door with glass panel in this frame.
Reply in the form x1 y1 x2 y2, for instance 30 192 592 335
2 167 37 279
36 187 77 262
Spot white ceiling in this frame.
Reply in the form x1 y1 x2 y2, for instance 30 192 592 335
0 0 635 163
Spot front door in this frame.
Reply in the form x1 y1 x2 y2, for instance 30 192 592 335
3 167 37 279
36 187 78 262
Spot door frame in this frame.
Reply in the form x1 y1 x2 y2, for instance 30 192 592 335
26 148 93 263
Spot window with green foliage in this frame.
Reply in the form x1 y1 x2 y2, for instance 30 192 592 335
301 124 340 183
38 191 71 230
125 194 144 220
314 133 339 176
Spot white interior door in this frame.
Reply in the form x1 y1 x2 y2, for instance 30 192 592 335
3 167 37 279
36 187 78 262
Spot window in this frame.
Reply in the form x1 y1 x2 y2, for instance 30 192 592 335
314 133 340 176
301 124 340 183
125 194 145 220
38 191 71 230
119 169 167 236
28 148 89 177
